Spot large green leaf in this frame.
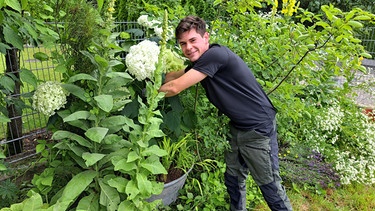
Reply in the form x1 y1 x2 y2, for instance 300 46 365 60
5 0 22 12
106 71 133 80
99 180 120 211
23 21 40 40
100 115 127 130
64 119 90 131
102 77 131 94
20 68 37 88
126 151 140 163
0 113 10 123
125 180 139 200
82 152 105 167
140 156 167 175
95 54 108 71
33 52 49 61
22 190 44 210
99 116 125 133
3 25 23 50
0 43 11 54
118 200 136 211
52 130 93 148
141 145 168 157
103 134 126 145
67 144 85 157
112 156 137 172
136 173 152 196
61 84 88 102
163 111 180 131
107 177 128 193
76 193 99 211
53 170 97 210
63 111 95 122
67 73 97 83
94 95 113 112
85 127 109 143
0 75 15 92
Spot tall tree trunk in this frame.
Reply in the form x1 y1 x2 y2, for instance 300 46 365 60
5 48 23 156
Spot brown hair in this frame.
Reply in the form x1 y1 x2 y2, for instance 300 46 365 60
175 15 206 40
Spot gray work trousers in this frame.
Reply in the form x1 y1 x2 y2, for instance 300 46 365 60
224 120 293 211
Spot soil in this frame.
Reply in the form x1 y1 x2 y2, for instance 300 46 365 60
160 167 184 184
4 130 53 163
1 130 52 184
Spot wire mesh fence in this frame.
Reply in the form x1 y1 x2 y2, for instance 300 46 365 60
0 22 374 161
0 22 146 161
360 27 375 58
0 46 61 161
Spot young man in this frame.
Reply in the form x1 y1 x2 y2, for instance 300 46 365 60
159 15 293 211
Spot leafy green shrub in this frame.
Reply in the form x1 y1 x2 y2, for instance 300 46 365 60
208 0 375 189
298 0 375 14
169 160 230 210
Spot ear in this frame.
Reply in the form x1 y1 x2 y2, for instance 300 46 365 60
203 32 210 41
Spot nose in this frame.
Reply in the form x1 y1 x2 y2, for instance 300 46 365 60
185 42 192 50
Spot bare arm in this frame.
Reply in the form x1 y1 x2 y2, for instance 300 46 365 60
159 69 207 97
164 70 185 83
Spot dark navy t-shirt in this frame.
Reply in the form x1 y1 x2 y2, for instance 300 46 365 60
186 44 276 132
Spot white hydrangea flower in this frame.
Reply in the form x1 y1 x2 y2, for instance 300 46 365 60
137 15 174 41
32 81 68 117
137 15 161 29
154 27 163 39
125 40 160 81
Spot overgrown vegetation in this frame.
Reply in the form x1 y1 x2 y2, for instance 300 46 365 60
1 0 375 210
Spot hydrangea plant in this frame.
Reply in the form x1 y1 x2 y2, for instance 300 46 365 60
32 81 69 117
137 14 174 41
125 39 160 81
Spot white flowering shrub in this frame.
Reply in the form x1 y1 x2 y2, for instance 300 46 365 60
32 81 68 117
125 39 160 81
301 100 375 185
137 14 160 29
137 15 174 41
333 110 375 184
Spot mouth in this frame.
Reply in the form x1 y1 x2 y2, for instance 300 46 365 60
186 50 197 57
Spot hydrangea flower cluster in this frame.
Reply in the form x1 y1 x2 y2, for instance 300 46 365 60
32 81 68 117
125 39 160 81
137 15 173 41
137 15 160 29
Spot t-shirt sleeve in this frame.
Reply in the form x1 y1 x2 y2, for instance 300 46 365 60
192 45 228 78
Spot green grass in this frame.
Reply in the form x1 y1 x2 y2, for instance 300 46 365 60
253 183 375 211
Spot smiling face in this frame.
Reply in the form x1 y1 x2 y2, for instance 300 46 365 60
178 29 210 62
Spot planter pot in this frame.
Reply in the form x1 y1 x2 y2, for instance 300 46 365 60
147 166 193 206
